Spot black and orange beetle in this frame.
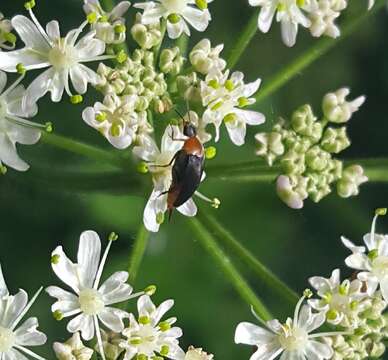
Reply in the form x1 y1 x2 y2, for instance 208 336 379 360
160 112 205 219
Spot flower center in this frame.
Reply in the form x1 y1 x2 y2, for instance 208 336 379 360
330 293 349 313
278 326 308 351
161 0 188 13
372 256 388 280
78 288 104 315
0 326 15 353
48 40 77 70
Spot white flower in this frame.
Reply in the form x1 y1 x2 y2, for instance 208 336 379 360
133 126 198 233
134 0 213 39
53 333 94 360
201 70 265 146
0 71 41 172
255 132 285 166
0 264 47 360
82 93 140 149
235 295 334 360
322 88 365 123
248 0 311 47
183 346 213 360
120 295 184 360
0 8 111 103
308 269 366 327
342 210 388 302
189 39 226 75
46 231 142 359
305 0 344 38
0 13 15 50
368 0 375 9
83 0 131 44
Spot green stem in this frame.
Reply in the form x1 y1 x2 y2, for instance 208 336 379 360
226 9 260 69
40 132 131 170
100 0 116 11
255 0 386 103
188 217 272 320
128 225 150 284
154 20 167 66
197 210 299 307
177 34 189 57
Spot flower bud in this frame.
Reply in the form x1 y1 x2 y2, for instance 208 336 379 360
255 132 285 166
281 150 306 175
322 88 365 123
306 146 330 171
159 47 184 75
337 165 368 198
276 175 308 209
291 104 322 142
321 127 351 153
189 39 226 75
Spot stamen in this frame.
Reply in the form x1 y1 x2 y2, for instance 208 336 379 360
27 8 52 46
10 287 43 330
370 208 387 247
14 345 46 360
6 114 48 131
93 239 113 289
94 315 106 360
194 191 221 209
79 55 116 63
1 71 25 99
309 331 352 338
293 294 306 325
250 306 269 328
68 20 89 46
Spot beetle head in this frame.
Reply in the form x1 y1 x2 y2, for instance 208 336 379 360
183 123 197 138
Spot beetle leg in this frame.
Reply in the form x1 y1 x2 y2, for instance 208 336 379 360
169 125 186 142
150 152 179 168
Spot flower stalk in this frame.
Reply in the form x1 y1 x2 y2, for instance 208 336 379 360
188 217 272 320
197 210 299 307
127 224 150 284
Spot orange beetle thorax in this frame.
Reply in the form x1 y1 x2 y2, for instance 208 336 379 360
183 137 204 157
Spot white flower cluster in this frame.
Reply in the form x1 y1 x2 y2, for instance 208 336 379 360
248 0 372 47
0 230 213 360
255 87 367 209
234 209 388 360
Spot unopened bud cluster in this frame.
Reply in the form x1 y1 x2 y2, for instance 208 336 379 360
0 12 15 50
255 88 368 209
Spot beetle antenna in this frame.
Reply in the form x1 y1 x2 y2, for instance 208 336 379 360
174 108 185 122
186 99 192 124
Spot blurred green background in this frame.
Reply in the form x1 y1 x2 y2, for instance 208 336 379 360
1 0 388 358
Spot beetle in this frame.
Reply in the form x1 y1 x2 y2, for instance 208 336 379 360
159 113 205 220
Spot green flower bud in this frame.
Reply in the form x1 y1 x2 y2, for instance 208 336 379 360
159 47 184 76
291 104 322 142
255 132 285 166
276 175 308 209
281 150 306 175
307 172 331 203
337 165 368 198
305 145 330 171
321 127 351 153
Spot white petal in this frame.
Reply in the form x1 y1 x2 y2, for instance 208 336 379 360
67 314 94 341
177 198 197 217
0 289 28 328
0 133 29 172
235 109 266 125
344 253 369 271
50 246 80 294
98 307 127 332
75 36 105 59
77 230 101 289
298 305 325 332
235 322 276 345
25 68 55 105
152 299 174 325
182 7 210 32
0 49 49 72
166 20 184 39
99 271 133 305
357 272 378 295
14 317 47 346
137 295 156 317
258 5 276 33
225 120 246 146
111 1 131 19
341 236 365 253
11 15 50 52
305 340 333 360
45 286 79 315
46 20 60 40
0 263 8 297
281 20 298 47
